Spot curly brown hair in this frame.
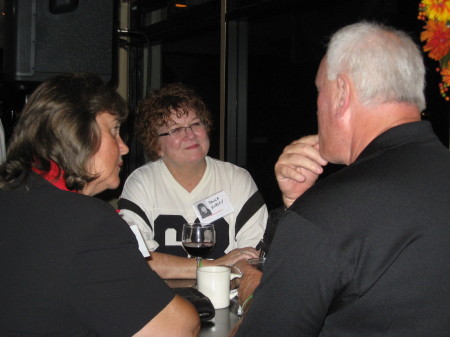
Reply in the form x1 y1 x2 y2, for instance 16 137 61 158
135 83 213 160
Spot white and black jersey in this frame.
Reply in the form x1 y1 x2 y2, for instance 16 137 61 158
119 156 268 258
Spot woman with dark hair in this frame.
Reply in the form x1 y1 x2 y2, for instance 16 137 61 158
119 83 268 279
197 202 212 218
0 73 200 336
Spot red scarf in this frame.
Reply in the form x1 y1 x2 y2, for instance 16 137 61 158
32 160 74 192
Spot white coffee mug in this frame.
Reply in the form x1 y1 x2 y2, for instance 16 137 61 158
197 266 242 309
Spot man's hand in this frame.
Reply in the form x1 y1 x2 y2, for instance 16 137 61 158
275 135 327 208
232 259 262 308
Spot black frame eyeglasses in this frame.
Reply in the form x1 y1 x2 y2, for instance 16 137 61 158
158 121 205 137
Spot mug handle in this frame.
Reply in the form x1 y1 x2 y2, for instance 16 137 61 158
230 273 242 280
229 273 242 299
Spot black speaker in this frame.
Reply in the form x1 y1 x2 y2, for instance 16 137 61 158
3 0 117 84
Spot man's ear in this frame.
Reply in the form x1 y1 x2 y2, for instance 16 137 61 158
336 74 351 117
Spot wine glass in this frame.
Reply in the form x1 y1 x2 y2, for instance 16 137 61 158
182 222 216 268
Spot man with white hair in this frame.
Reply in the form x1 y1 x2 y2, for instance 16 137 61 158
235 21 450 337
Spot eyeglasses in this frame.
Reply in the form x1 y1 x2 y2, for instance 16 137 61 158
158 121 205 137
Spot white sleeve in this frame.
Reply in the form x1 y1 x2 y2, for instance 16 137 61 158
233 170 268 248
236 202 268 248
119 172 159 251
119 209 159 251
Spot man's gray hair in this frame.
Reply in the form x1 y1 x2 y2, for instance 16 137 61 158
326 21 426 111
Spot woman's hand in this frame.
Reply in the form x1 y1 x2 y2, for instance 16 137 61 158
206 247 259 267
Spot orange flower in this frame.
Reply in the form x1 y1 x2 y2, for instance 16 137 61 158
421 19 450 60
441 66 450 86
422 0 450 22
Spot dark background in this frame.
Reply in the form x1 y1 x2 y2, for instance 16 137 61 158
233 0 449 209
1 0 449 210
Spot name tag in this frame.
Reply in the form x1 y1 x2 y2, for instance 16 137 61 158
193 191 234 224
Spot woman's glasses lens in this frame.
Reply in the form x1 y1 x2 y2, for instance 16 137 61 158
159 121 204 137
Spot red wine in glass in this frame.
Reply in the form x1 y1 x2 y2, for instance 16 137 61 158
182 242 215 257
182 223 216 267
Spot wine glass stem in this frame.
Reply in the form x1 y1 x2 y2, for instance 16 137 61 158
196 257 201 269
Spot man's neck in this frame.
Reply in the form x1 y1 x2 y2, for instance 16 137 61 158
348 102 421 164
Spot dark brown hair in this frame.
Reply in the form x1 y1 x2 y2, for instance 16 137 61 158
0 73 128 191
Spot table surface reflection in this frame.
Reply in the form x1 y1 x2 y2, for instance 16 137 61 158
165 279 240 337
200 299 240 337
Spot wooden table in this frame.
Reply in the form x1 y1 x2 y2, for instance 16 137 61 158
165 279 240 337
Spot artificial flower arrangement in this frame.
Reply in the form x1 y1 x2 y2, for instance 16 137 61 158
419 0 450 100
